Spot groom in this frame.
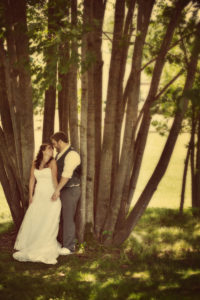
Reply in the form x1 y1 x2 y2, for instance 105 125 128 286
51 131 81 255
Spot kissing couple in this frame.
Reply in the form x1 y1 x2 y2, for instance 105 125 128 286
13 131 81 265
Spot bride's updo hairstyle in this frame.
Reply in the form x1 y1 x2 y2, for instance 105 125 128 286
34 143 53 169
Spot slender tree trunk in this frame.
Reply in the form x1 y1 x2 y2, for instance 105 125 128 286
58 43 70 136
111 0 136 192
180 137 191 214
69 0 79 150
1 15 23 181
190 108 196 208
42 0 57 142
195 112 200 209
85 0 95 228
192 109 200 212
0 129 24 229
93 0 106 207
95 0 126 237
77 0 89 242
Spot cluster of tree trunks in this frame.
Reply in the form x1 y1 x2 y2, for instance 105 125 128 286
0 0 34 228
0 0 200 245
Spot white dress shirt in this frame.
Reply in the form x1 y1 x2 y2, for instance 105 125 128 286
56 144 81 179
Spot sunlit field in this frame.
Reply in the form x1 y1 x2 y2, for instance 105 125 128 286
134 131 191 209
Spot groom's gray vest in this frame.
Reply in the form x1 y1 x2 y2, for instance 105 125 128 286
56 147 81 189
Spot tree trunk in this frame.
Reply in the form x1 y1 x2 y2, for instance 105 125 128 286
190 108 196 208
93 0 106 207
195 111 200 208
85 0 95 228
42 0 57 142
95 0 126 237
69 0 79 150
77 0 90 242
111 0 136 192
58 43 70 136
192 109 200 212
179 137 191 214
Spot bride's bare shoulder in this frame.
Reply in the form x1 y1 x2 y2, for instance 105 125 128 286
31 160 36 169
49 158 57 167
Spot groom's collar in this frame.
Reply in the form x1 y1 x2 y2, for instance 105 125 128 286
56 144 71 160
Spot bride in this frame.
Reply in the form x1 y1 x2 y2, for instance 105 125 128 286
13 143 61 264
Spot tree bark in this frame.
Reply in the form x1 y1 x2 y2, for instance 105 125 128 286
77 0 90 242
42 0 57 142
95 0 126 237
69 0 79 150
58 42 70 136
111 0 136 193
190 108 196 208
195 112 200 208
93 0 106 207
85 0 95 228
179 137 191 213
191 109 200 211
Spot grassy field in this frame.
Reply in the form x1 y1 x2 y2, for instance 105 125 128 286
133 131 191 209
0 208 200 300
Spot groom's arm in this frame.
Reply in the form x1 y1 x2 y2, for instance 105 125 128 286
51 151 80 200
51 176 69 200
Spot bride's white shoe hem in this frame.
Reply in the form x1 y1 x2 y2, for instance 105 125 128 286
59 247 72 255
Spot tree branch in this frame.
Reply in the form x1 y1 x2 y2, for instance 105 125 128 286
141 32 194 72
154 69 184 101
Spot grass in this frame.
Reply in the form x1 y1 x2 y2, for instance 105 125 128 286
133 131 191 209
0 208 200 300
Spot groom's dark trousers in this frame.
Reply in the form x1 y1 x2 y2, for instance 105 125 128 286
59 186 81 252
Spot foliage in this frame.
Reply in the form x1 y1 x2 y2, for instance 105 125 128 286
26 0 84 113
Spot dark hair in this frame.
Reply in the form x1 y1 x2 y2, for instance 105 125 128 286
50 131 69 143
34 143 53 169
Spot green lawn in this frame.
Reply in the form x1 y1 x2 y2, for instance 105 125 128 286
132 131 191 209
0 208 200 300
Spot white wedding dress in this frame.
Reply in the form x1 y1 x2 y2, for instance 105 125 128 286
13 168 61 264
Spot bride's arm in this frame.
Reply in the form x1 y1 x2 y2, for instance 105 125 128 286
50 159 58 191
29 162 36 205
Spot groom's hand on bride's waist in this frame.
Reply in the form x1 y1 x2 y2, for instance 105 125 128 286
51 190 60 201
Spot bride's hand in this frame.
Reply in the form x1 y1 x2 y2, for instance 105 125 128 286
29 197 33 206
51 190 60 201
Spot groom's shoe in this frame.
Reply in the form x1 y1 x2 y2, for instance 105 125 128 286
59 247 72 255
